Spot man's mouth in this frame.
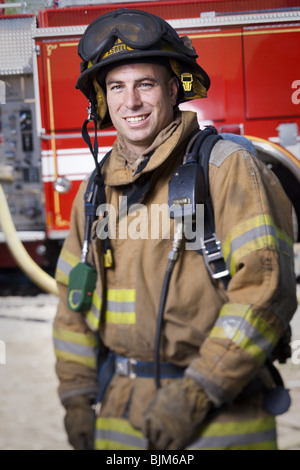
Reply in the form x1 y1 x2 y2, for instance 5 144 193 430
125 115 149 124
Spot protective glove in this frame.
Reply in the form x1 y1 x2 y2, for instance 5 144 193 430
143 376 212 450
64 395 95 450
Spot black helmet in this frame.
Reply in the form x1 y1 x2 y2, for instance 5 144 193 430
76 8 210 128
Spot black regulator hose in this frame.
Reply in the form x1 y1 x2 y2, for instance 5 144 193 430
154 222 183 389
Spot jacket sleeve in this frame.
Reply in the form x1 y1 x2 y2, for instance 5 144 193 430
185 141 297 406
53 181 99 406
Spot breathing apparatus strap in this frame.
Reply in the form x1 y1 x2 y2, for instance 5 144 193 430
155 126 230 388
67 114 112 313
196 128 231 289
81 100 113 266
82 114 101 182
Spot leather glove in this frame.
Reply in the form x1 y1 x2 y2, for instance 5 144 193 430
64 395 95 450
143 376 212 450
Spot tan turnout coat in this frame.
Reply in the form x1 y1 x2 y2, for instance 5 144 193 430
54 111 297 450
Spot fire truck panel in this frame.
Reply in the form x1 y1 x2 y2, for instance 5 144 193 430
41 133 113 237
243 24 300 119
37 38 86 133
37 0 300 27
181 28 245 123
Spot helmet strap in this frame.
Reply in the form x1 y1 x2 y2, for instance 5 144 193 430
81 102 102 181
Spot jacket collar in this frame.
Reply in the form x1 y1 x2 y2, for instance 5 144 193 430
102 110 199 187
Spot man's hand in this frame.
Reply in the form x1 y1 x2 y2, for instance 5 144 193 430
64 395 95 450
143 376 212 450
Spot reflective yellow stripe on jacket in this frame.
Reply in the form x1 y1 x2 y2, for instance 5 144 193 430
95 417 147 450
94 415 277 450
222 214 293 276
105 289 136 324
55 248 80 286
188 416 277 450
53 327 97 370
210 303 279 365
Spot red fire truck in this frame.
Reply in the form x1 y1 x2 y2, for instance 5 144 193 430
0 0 300 280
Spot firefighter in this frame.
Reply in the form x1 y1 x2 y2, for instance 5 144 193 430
53 9 297 450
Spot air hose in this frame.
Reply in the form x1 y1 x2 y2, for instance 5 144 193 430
154 221 184 388
0 184 59 296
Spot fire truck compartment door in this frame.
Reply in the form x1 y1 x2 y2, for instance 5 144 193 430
243 24 300 119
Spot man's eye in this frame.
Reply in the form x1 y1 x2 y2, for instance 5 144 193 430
110 84 123 91
140 82 152 89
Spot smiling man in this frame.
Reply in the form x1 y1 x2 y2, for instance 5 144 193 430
105 62 179 154
53 9 297 451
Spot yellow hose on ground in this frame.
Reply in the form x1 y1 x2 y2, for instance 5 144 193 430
0 184 58 296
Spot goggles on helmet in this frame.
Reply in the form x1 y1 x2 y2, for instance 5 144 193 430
78 9 197 66
76 8 210 130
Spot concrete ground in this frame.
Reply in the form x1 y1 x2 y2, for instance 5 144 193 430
0 292 299 450
0 294 71 450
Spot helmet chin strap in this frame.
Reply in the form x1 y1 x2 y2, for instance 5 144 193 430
81 100 102 185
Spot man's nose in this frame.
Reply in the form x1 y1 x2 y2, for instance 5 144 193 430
125 88 142 108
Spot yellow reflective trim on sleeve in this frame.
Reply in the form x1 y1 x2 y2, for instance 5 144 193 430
55 267 68 286
53 326 98 347
222 214 293 276
210 325 267 365
210 304 279 365
55 248 81 286
53 326 97 369
54 349 96 369
228 234 278 276
60 248 81 267
220 304 279 347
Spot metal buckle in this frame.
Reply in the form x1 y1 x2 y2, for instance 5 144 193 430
92 401 102 417
201 234 230 280
115 356 137 379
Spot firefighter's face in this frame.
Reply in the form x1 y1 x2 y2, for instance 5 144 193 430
105 62 179 154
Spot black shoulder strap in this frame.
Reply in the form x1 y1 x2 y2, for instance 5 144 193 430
190 127 231 289
82 150 112 265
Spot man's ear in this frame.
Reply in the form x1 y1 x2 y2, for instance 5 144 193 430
169 76 180 107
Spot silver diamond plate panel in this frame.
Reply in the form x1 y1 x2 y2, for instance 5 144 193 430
0 16 37 75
